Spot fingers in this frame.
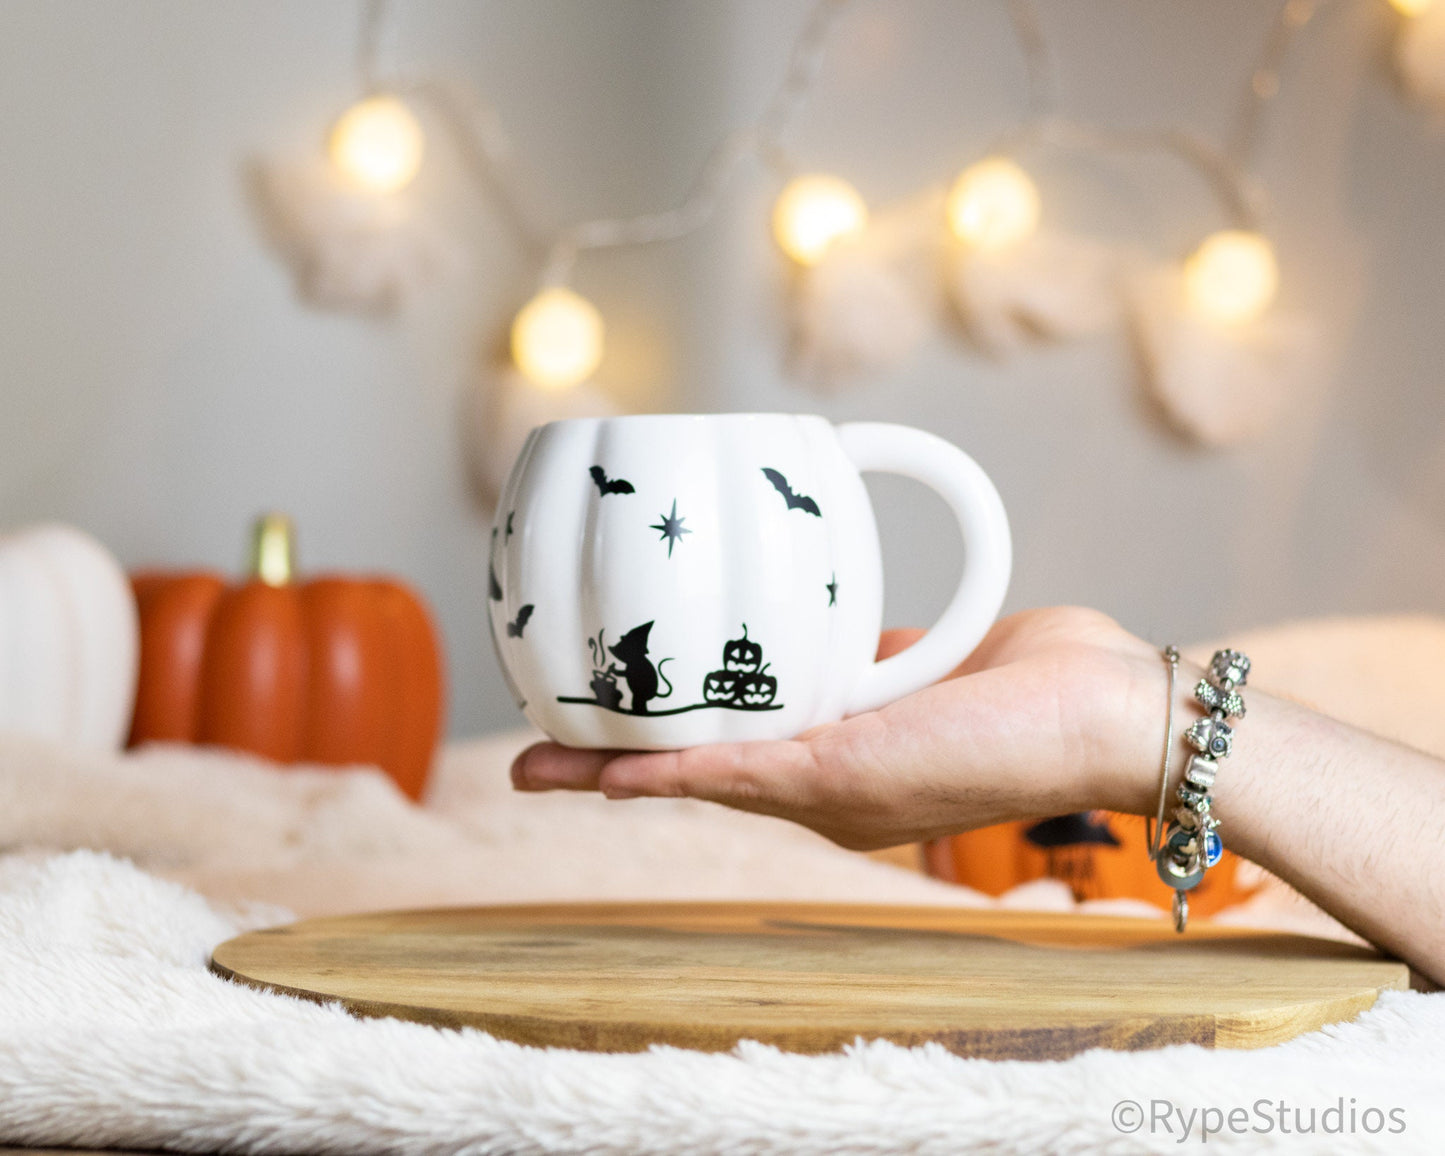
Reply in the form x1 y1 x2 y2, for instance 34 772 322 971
514 734 831 822
598 740 821 813
511 743 619 791
513 738 825 818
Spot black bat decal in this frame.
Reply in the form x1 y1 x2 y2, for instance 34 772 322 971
506 604 535 638
761 468 821 517
589 465 635 496
488 563 503 601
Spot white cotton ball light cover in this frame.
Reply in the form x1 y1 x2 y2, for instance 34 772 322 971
329 95 426 194
510 287 606 391
946 158 1041 253
772 174 869 266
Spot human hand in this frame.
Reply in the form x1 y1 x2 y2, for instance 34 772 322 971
511 607 1166 850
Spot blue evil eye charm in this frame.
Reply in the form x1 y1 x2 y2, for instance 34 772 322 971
1204 830 1223 868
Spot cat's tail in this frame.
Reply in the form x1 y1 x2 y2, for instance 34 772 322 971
656 657 673 699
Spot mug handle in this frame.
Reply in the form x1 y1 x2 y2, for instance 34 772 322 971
837 422 1012 716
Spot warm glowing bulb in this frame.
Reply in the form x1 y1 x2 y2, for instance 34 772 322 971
1183 230 1279 326
329 95 425 193
946 157 1041 252
772 174 868 265
1390 0 1434 16
511 287 605 390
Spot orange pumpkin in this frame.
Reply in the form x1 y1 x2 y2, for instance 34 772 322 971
127 514 444 801
923 812 1255 918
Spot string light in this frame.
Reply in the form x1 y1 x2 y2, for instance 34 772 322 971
301 0 1325 422
1182 230 1279 325
772 174 869 266
510 287 605 390
329 94 425 193
946 157 1041 252
1389 0 1435 16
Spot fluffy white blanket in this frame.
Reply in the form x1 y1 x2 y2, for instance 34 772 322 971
3 615 1445 1153
1 852 1441 1154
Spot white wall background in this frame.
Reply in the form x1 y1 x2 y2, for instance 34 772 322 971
2 0 1443 737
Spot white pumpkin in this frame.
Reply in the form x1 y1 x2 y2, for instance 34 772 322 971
0 524 139 750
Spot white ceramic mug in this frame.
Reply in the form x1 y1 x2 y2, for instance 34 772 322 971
488 413 1010 749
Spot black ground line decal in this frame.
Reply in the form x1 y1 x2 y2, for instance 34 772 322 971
555 697 783 716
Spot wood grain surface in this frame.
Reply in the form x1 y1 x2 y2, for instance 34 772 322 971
210 902 1408 1060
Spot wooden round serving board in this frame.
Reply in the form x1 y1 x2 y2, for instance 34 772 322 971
210 902 1407 1060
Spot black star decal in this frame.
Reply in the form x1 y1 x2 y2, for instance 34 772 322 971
505 511 515 538
650 499 691 557
826 573 838 607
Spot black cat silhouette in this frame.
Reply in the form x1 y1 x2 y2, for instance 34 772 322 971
608 621 673 714
589 465 635 496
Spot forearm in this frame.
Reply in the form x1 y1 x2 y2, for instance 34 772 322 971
1100 658 1445 986
515 609 1445 983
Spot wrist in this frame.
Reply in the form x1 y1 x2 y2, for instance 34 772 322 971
1083 645 1204 817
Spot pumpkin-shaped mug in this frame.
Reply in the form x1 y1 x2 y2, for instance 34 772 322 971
488 414 1011 749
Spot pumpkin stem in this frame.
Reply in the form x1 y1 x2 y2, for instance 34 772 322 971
251 513 296 587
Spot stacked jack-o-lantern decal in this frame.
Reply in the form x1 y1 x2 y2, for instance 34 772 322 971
702 625 777 710
493 460 832 718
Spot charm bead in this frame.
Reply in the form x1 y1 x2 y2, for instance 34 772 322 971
1195 678 1246 718
1186 716 1233 759
1174 803 1204 830
1173 891 1189 933
1211 649 1251 687
1204 829 1223 867
1176 785 1208 811
1156 828 1205 891
1183 754 1218 791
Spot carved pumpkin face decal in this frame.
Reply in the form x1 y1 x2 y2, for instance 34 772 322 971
723 624 763 672
703 669 740 703
737 668 777 707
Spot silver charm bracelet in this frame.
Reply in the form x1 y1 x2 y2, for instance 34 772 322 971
1148 646 1251 932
